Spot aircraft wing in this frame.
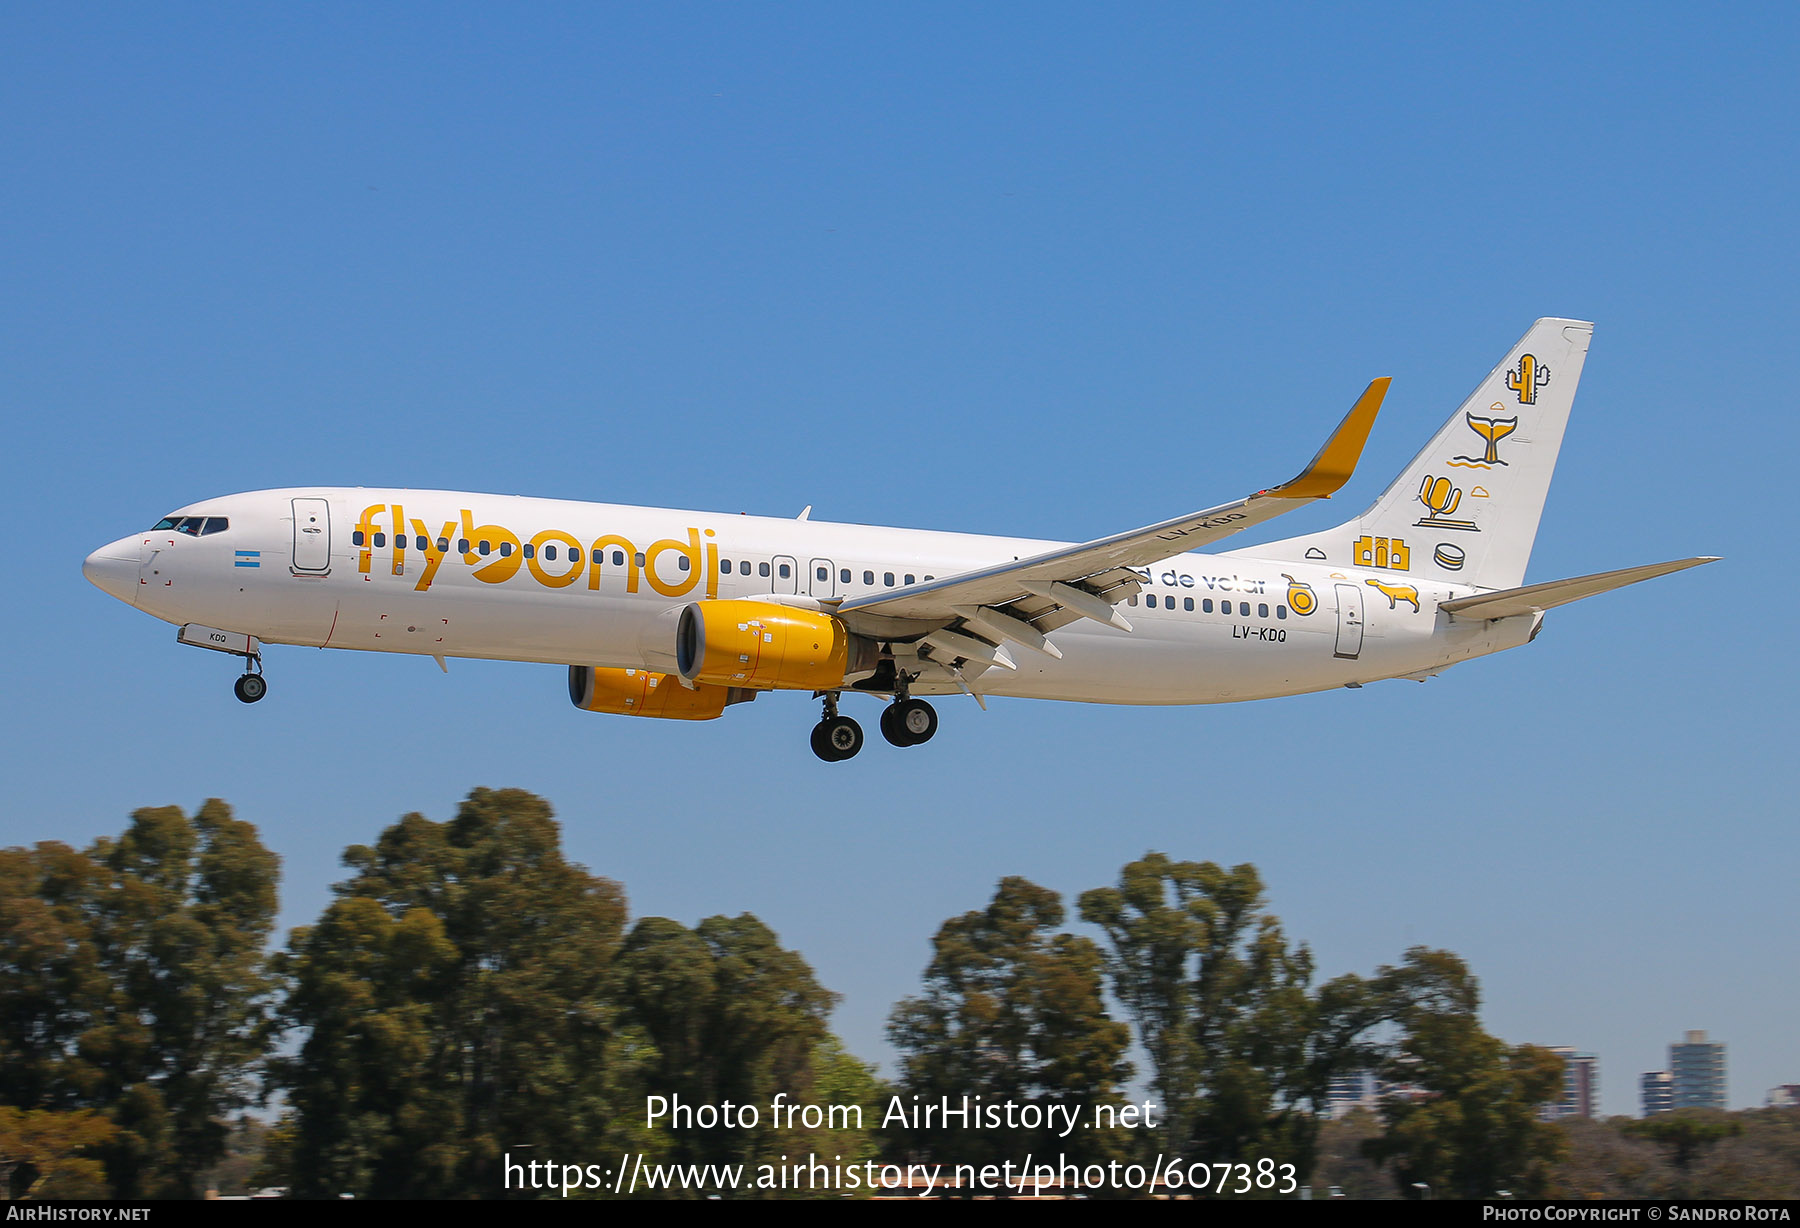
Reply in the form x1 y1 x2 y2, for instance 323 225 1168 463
833 379 1389 661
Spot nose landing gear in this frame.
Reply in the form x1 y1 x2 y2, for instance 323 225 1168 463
233 662 267 704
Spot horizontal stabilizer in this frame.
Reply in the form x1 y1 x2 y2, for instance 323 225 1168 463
1439 557 1719 621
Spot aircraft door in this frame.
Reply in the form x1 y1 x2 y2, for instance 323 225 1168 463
1333 583 1364 659
808 558 837 598
773 554 800 595
291 498 332 575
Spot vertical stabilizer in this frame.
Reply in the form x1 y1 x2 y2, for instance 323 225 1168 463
1236 318 1592 590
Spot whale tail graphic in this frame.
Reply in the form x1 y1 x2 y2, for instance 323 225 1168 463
1233 318 1592 590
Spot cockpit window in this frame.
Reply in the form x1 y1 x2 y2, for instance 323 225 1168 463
151 515 229 536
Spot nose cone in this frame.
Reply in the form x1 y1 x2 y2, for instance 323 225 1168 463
84 538 139 605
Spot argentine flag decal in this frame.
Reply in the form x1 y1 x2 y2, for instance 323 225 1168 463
234 551 261 568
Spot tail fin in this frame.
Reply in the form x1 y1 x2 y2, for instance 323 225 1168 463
1238 318 1593 590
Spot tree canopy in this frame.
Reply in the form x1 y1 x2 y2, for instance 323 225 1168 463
0 801 278 1197
274 788 643 1198
887 876 1132 1174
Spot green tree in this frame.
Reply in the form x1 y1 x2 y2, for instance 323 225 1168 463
887 877 1132 1178
1078 855 1363 1173
1363 949 1567 1199
0 1106 117 1199
1624 1109 1744 1196
1544 1116 1675 1199
0 801 279 1197
274 788 651 1198
617 911 867 1189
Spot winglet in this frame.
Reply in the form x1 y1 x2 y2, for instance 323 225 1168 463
1263 377 1389 500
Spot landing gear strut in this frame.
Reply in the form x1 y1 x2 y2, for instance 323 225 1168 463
880 698 938 747
810 692 863 762
234 659 267 704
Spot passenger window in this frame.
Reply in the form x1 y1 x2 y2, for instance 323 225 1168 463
759 562 770 577
740 560 751 575
614 551 625 566
1203 599 1213 612
395 535 405 551
1146 594 1157 608
1128 595 1138 606
1185 597 1194 611
904 574 915 585
437 538 449 552
817 566 829 581
679 556 691 571
1259 603 1269 618
863 570 874 585
1239 602 1250 616
634 552 645 567
522 544 535 559
544 545 557 561
500 543 514 558
374 533 387 548
416 536 428 551
478 541 490 555
1277 605 1287 619
459 539 471 554
721 559 732 573
353 531 365 546
925 575 934 581
593 549 604 564
778 563 790 579
840 568 851 583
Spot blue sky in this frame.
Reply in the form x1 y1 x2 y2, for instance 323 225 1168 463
4 5 1795 1118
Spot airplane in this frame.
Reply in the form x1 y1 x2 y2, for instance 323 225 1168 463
83 318 1715 762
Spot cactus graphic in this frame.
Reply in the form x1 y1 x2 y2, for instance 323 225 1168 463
1506 353 1551 404
1418 475 1462 519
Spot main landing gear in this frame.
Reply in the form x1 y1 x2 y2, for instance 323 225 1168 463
810 693 863 762
880 698 938 748
809 692 938 761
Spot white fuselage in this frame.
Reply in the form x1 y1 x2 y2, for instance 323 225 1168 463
85 487 1536 705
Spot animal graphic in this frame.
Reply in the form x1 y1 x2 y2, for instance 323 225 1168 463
1365 578 1421 613
1281 573 1317 616
1449 409 1519 468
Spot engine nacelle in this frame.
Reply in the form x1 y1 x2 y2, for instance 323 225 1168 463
568 665 753 721
676 599 878 691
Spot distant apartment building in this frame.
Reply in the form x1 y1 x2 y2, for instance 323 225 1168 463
1767 1085 1800 1109
1326 1070 1381 1120
1539 1048 1600 1120
1642 1030 1727 1115
1670 1030 1727 1110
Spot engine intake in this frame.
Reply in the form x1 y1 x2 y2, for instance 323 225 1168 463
676 600 877 691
